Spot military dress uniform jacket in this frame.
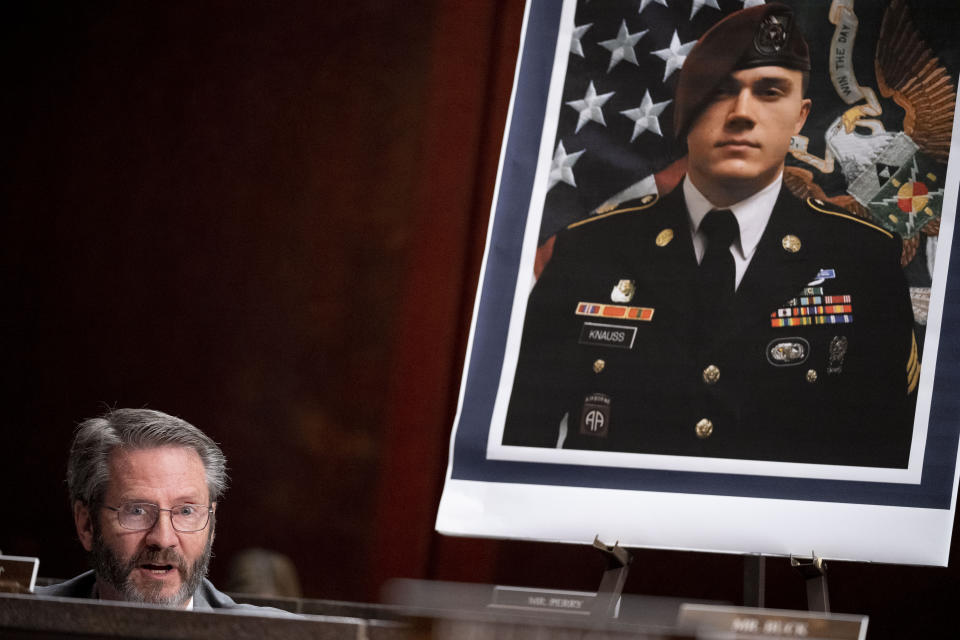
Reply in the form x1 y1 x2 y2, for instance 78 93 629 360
502 186 918 467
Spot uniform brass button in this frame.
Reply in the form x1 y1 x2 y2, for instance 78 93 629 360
655 228 674 247
806 369 818 383
593 359 605 374
702 364 720 385
695 418 713 439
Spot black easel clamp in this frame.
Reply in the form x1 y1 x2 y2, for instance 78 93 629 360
790 552 830 613
591 535 633 618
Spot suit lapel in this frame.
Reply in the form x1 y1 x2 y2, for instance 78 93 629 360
192 582 214 610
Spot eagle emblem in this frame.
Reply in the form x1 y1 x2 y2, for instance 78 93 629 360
787 0 955 327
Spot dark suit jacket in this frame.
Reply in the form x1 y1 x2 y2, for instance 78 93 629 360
35 570 295 615
503 186 917 467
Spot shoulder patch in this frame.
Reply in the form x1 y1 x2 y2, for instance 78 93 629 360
566 193 660 230
805 198 894 238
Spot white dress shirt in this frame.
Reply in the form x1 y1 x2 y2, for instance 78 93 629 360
683 173 784 289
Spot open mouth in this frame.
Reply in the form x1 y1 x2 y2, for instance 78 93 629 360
140 563 175 575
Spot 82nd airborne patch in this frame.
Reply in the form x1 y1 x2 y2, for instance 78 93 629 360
580 393 611 438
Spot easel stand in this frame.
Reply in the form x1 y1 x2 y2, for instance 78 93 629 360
790 554 830 612
591 536 633 617
743 555 766 608
743 553 830 612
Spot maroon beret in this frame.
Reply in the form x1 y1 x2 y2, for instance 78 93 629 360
673 3 810 139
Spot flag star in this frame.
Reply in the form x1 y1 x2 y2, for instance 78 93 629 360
598 21 648 72
690 0 721 18
651 30 696 81
570 23 592 58
548 141 586 190
620 91 672 141
639 0 668 13
741 0 766 7
566 82 615 133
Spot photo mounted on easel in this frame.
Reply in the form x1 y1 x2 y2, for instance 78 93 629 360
437 0 960 566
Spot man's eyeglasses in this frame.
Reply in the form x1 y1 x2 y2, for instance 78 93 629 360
104 502 213 533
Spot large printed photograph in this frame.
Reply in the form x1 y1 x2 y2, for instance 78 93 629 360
437 0 960 563
486 0 958 481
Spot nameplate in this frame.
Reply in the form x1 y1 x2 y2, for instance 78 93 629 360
578 322 637 349
0 555 39 594
488 586 596 615
678 604 867 639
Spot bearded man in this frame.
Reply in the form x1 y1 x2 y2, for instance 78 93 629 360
37 408 285 612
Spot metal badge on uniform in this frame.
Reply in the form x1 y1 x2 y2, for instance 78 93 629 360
766 337 809 366
580 393 611 438
610 279 635 303
807 268 836 286
828 335 848 374
755 11 791 54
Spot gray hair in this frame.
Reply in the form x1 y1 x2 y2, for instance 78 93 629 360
67 408 228 508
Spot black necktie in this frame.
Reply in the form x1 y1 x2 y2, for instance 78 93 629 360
699 209 739 309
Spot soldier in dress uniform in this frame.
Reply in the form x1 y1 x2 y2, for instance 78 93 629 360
502 3 918 467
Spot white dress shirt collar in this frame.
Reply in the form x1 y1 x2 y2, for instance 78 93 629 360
683 173 784 288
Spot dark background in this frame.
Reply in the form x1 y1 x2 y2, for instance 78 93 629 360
3 2 959 638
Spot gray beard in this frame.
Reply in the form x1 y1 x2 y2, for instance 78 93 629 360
89 522 213 607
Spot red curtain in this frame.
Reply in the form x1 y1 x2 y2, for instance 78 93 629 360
368 0 525 595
